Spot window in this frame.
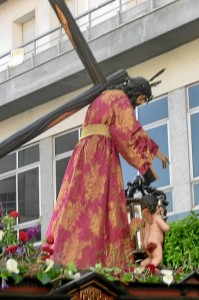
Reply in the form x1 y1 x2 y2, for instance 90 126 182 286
12 10 35 60
0 144 41 240
54 128 81 198
188 83 199 207
22 16 35 56
138 97 170 187
121 96 173 213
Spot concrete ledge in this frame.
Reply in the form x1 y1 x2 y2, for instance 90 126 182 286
0 0 199 121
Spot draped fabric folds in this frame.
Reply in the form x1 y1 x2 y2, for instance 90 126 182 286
46 90 158 269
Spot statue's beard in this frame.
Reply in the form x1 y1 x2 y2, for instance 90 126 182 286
129 96 138 109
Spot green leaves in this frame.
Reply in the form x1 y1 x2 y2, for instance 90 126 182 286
37 272 51 285
37 263 62 285
139 275 162 283
120 273 132 282
90 263 123 281
163 211 199 270
67 262 77 273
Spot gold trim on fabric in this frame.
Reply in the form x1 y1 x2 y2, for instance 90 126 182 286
80 124 111 139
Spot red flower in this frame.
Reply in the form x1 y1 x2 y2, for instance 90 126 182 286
146 264 156 275
6 244 19 253
48 248 54 255
129 266 135 272
19 230 29 242
46 235 54 245
42 244 54 255
115 274 121 280
9 211 20 218
41 255 50 261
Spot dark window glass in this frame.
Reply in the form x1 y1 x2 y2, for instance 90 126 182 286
120 155 137 189
56 157 70 198
147 124 170 187
18 168 39 223
55 131 78 155
0 153 16 174
193 184 199 206
121 125 170 189
191 112 199 177
188 84 199 109
18 145 39 167
0 176 16 213
138 97 168 126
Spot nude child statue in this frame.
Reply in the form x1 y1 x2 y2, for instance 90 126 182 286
140 195 170 268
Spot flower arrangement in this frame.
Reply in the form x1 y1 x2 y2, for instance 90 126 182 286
90 262 187 285
0 209 80 289
0 209 194 291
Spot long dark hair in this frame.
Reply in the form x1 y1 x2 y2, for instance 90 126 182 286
107 68 166 107
107 76 152 106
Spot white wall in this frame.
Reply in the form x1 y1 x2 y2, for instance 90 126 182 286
0 0 59 56
129 39 199 97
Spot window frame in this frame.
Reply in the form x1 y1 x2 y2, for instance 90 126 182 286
137 96 173 214
187 82 199 208
0 142 41 231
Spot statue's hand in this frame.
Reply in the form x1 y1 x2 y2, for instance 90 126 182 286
156 150 169 169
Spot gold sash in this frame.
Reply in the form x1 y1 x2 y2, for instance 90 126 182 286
80 124 111 139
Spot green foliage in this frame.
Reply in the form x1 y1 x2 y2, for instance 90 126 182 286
90 263 122 281
37 272 52 285
67 262 77 273
163 211 199 270
139 274 162 283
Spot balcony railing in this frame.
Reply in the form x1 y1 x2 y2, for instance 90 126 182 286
0 0 177 77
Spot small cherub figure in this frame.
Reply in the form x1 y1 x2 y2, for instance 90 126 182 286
140 194 170 268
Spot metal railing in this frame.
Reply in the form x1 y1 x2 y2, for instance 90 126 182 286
0 0 176 75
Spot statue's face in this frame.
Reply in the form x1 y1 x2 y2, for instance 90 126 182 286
134 94 148 107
